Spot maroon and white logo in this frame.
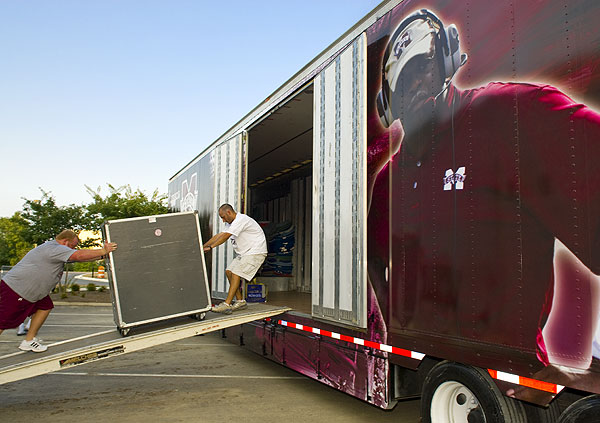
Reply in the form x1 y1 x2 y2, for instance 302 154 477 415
180 173 198 212
443 167 466 190
394 32 412 58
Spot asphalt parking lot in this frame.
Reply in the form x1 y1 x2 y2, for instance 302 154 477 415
0 305 420 422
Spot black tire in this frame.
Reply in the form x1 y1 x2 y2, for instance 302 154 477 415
557 395 600 423
523 399 562 422
421 361 526 423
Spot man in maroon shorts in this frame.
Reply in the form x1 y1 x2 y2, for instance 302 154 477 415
0 230 117 352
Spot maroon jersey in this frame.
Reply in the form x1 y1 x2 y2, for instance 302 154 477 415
368 82 600 361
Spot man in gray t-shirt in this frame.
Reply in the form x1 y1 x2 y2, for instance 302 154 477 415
3 239 75 302
0 230 117 352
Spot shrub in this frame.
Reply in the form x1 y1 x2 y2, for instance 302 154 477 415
97 286 106 292
71 261 98 272
86 283 96 292
71 283 80 292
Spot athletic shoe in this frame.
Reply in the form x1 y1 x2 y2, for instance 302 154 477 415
16 323 28 336
231 299 247 311
211 302 232 315
19 338 48 353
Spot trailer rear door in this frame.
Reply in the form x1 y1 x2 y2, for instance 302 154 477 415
312 34 367 328
211 132 247 300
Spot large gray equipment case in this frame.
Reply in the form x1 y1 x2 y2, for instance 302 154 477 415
103 211 211 335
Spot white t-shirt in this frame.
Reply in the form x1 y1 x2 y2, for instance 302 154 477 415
225 213 268 256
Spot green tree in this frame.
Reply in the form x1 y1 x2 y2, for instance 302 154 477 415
20 189 91 246
0 213 33 265
1 185 168 267
85 184 168 227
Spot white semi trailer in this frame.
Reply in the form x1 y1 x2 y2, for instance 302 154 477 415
169 1 600 421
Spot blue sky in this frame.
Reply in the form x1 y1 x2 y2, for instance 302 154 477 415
0 0 381 217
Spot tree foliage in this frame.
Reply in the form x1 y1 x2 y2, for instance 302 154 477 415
85 184 168 227
0 213 33 265
0 185 168 266
20 189 91 246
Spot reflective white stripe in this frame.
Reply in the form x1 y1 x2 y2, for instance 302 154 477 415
276 320 564 395
487 369 565 394
279 320 565 393
277 320 423 361
496 371 519 385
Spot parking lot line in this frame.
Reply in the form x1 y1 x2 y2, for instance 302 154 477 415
56 372 306 380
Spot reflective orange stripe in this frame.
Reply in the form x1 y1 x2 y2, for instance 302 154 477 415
270 319 565 395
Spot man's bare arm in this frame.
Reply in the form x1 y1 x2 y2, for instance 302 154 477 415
69 241 118 262
203 232 231 252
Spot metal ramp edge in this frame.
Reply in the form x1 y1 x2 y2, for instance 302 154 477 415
0 304 290 385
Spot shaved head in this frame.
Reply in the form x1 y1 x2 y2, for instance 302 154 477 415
219 204 235 213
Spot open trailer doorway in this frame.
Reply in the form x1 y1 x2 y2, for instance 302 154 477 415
245 85 314 314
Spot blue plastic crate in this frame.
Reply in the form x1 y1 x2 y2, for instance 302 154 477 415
246 282 267 303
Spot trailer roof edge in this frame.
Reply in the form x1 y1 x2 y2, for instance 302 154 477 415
169 0 397 182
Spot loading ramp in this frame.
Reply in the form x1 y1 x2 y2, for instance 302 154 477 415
0 303 290 385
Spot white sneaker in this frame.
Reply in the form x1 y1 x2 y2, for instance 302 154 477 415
211 302 232 315
17 323 28 336
231 299 247 311
19 338 48 352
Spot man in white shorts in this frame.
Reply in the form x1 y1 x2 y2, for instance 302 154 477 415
203 204 267 314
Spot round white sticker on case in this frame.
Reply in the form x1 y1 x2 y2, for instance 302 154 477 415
155 229 162 237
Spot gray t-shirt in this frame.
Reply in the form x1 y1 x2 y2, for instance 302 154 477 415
3 240 75 302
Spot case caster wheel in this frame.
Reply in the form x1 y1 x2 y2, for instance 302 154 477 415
119 327 130 337
191 312 206 321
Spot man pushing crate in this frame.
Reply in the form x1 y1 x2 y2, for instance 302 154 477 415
203 204 267 315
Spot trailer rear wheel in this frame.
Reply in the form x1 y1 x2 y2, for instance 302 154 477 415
523 399 561 422
421 361 526 423
557 395 600 423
